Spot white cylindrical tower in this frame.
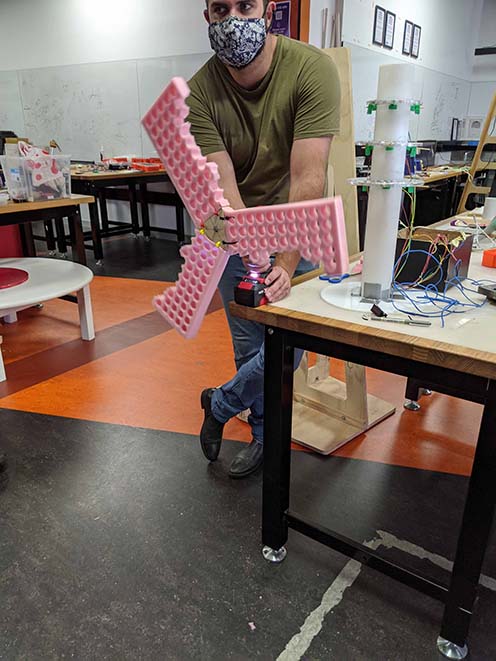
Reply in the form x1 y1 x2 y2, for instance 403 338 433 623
360 64 416 300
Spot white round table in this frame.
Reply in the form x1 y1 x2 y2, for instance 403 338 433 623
0 258 95 382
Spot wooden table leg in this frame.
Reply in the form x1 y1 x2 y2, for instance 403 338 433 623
129 182 140 236
88 201 104 262
19 223 36 257
98 189 109 233
140 183 151 240
68 208 87 265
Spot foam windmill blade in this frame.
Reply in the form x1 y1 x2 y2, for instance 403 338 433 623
142 77 349 339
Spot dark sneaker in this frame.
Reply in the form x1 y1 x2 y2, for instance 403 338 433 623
200 389 225 462
229 440 263 479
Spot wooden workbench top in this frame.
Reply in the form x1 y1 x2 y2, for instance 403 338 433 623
0 194 95 214
231 254 496 380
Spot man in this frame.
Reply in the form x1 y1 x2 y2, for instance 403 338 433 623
187 0 340 477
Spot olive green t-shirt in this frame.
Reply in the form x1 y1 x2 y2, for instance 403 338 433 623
187 36 340 209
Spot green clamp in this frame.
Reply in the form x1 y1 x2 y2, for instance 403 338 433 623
382 185 391 190
361 186 368 192
407 186 415 194
408 146 417 157
367 103 377 115
410 103 421 115
388 102 398 110
365 145 373 156
385 145 394 152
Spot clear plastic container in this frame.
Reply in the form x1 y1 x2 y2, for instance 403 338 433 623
0 154 72 202
0 156 31 202
26 154 72 201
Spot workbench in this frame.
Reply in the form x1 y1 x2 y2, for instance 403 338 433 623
231 252 496 658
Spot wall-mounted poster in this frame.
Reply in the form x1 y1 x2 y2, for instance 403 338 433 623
373 5 386 46
384 11 396 49
272 1 291 37
402 20 413 55
411 24 421 58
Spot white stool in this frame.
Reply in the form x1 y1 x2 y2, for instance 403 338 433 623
0 258 95 382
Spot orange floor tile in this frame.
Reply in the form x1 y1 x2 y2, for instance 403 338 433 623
1 276 169 365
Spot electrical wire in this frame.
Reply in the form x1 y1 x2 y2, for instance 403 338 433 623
391 246 496 327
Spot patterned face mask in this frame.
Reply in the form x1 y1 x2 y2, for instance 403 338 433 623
208 15 267 69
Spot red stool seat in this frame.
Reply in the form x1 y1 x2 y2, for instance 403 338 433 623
0 267 29 289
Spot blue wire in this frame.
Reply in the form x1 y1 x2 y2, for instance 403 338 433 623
391 247 495 328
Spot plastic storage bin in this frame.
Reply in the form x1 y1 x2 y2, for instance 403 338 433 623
0 154 71 202
0 156 30 202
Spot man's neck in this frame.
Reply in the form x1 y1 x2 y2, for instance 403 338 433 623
227 33 278 90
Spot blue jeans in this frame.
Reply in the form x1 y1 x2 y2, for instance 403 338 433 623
217 254 315 369
211 344 304 445
214 254 315 444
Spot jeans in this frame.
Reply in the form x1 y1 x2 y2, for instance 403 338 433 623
213 254 316 444
211 344 304 446
217 254 316 369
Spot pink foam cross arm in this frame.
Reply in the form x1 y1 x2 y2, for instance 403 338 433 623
153 232 230 339
142 77 230 229
226 197 349 276
143 76 350 340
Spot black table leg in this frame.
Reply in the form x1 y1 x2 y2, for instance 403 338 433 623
98 189 109 233
140 183 151 240
68 208 87 265
55 217 68 256
175 197 186 245
44 219 57 253
438 379 496 656
129 183 140 236
19 223 36 257
262 326 294 562
88 201 104 262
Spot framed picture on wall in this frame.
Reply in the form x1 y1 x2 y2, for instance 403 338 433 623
384 11 396 49
373 5 386 46
411 24 421 58
403 20 413 55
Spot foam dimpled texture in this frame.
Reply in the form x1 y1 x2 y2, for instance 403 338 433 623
142 77 230 229
153 232 229 339
143 77 350 339
226 198 348 276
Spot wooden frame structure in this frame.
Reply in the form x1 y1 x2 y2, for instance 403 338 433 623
457 92 496 213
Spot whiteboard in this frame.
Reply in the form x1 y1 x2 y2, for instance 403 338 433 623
346 43 471 142
138 52 211 156
0 71 25 136
19 61 142 161
418 70 470 140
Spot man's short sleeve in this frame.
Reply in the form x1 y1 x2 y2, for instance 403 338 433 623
293 54 341 140
186 82 226 156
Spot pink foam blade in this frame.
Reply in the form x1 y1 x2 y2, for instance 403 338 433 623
152 232 229 339
142 77 230 229
225 196 349 276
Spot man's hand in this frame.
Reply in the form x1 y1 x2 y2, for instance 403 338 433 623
264 266 292 303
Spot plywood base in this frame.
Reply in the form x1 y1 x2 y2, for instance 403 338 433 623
291 354 395 455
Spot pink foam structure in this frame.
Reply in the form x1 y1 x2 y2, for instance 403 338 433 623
153 232 229 339
143 77 349 339
227 198 348 276
142 77 229 229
